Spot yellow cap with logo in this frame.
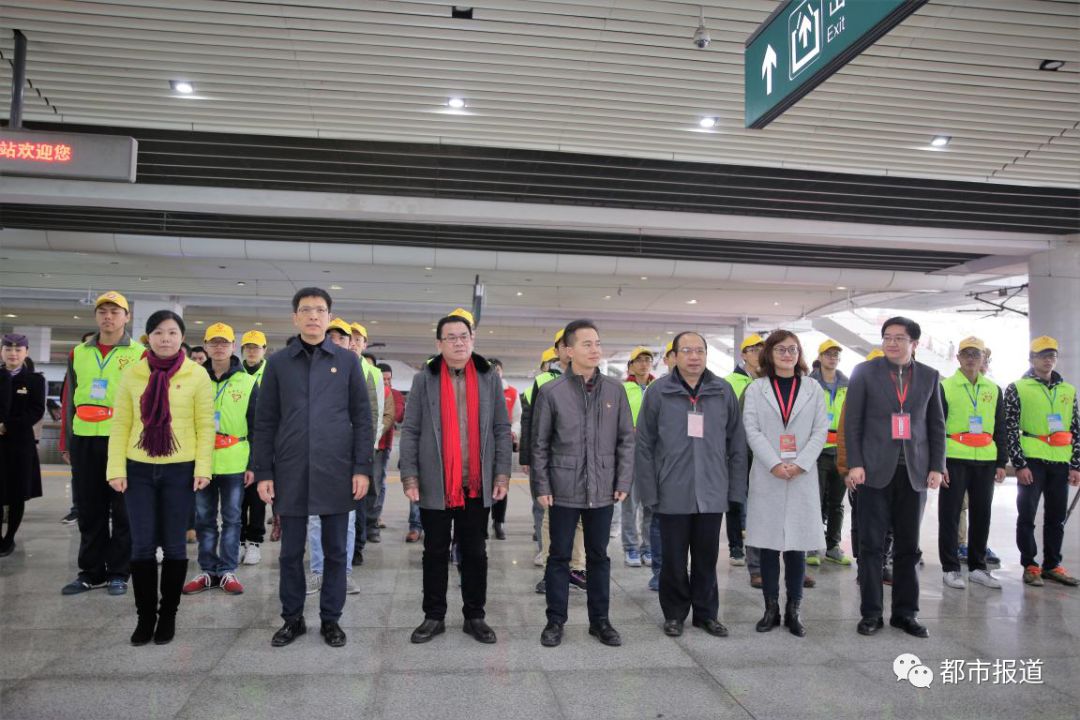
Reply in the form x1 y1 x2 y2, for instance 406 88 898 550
448 308 475 327
958 336 986 353
665 340 674 355
541 347 557 365
629 346 654 362
818 339 841 356
203 322 235 343
241 330 267 347
866 348 884 361
740 333 765 352
349 322 368 339
554 327 566 345
1031 336 1059 354
328 318 354 336
95 290 129 312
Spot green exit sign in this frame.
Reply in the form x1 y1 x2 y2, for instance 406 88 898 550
745 0 928 129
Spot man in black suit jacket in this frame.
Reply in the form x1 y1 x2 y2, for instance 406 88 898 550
844 317 945 639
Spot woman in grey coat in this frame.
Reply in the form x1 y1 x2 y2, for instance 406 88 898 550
743 330 829 637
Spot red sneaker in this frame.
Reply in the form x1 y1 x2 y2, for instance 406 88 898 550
219 572 245 595
182 573 217 594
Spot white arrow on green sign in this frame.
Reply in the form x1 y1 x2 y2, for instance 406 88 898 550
745 0 928 129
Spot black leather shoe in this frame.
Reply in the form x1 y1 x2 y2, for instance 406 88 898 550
856 616 884 636
271 617 307 647
890 615 929 639
756 598 781 633
783 599 805 638
663 619 684 637
463 618 497 644
540 621 564 647
352 550 364 566
320 621 346 647
589 619 622 646
410 618 446 644
692 618 729 637
493 522 506 540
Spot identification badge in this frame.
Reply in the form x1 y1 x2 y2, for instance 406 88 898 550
1048 413 1065 432
214 411 221 433
968 415 984 434
779 434 798 459
891 413 912 440
687 411 704 438
90 378 108 400
827 412 834 424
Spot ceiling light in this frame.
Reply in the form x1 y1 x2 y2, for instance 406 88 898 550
666 331 674 335
488 330 494 334
640 276 648 280
424 266 432 271
73 315 80 319
170 80 194 95
1039 59 1065 71
138 276 150 282
447 97 467 110
4 313 17 318
773 301 781 306
516 291 523 296
371 320 379 324
930 135 951 148
686 299 698 305
330 284 343 290
236 281 246 286
603 295 611 300
836 285 847 290
194 320 204 325
698 117 717 129
254 322 263 326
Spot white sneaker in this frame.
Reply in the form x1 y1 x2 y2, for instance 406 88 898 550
534 551 545 567
243 543 261 565
306 573 322 595
346 575 360 594
238 542 247 564
969 569 1002 589
943 570 966 589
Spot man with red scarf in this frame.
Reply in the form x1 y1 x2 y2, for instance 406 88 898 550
399 309 512 645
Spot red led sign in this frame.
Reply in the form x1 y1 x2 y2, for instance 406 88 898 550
0 140 73 163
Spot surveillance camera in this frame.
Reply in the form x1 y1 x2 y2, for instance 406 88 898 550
692 23 711 49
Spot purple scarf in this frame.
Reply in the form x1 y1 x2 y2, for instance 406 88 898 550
137 350 185 457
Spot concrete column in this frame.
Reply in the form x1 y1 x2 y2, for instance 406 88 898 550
13 325 51 363
1028 243 1080 382
132 299 184 344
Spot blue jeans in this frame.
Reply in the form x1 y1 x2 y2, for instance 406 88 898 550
621 487 652 553
409 501 423 531
124 460 195 562
310 511 355 576
649 512 662 583
195 473 245 575
545 504 614 625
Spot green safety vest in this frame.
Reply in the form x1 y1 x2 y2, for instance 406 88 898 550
941 371 999 462
623 381 649 426
1016 377 1076 464
723 371 753 400
820 382 848 449
524 370 559 405
245 360 266 386
71 338 145 437
211 370 257 475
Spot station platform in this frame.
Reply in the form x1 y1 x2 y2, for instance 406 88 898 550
1 469 1078 720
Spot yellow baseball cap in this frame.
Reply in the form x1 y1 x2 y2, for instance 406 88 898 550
203 322 235 343
629 346 654 362
665 340 675 355
1031 336 1059 354
740 333 765 351
349 322 368 339
241 330 266 347
328 318 354 336
866 348 884 361
541 347 557 365
818 339 841 356
95 290 129 312
448 308 475 327
958 336 986 353
554 328 566 345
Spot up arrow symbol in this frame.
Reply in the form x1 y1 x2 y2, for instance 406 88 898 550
799 13 813 47
762 44 777 95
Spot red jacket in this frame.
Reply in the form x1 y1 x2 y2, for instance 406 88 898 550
378 387 406 450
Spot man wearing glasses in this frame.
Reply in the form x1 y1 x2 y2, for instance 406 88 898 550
844 317 945 639
1004 336 1080 588
398 309 512 644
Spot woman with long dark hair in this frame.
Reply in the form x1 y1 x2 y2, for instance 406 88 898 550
742 330 829 637
107 311 214 645
0 334 46 557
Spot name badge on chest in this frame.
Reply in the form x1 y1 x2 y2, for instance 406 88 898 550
1048 413 1065 432
214 411 221 433
779 434 798 459
687 411 704 438
90 378 108 400
968 415 984 434
892 413 912 440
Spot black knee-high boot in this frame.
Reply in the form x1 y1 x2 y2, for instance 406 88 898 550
0 500 25 554
155 558 188 645
129 559 158 646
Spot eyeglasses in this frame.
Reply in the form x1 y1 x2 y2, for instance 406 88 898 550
958 349 983 359
440 334 472 345
205 340 232 348
882 334 911 345
678 347 706 356
296 306 329 316
821 350 840 359
773 346 800 357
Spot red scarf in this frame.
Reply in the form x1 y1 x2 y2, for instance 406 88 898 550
440 359 482 509
137 350 185 457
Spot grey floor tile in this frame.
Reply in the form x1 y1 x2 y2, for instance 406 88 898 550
0 628 98 680
212 627 384 675
372 671 559 720
175 675 375 720
45 626 239 677
0 676 200 720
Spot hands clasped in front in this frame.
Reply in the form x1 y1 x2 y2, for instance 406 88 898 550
770 463 805 481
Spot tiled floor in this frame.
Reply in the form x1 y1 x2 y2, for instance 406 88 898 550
1 469 1078 720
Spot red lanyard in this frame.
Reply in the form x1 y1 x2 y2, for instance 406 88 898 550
890 364 914 411
773 378 798 426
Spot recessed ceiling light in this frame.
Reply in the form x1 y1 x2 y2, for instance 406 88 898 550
640 276 648 280
371 320 378 324
1039 59 1065 71
138 276 150 281
254 322 263 326
836 285 847 290
330 284 343 290
447 97 467 109
930 135 951 148
194 320 204 325
4 313 17 318
73 315 80 319
698 117 717 129
773 301 781 306
424 266 432 271
516 291 523 296
603 295 611 300
170 80 194 95
666 331 674 335
686 299 698 305
236 281 246 286
488 330 494 334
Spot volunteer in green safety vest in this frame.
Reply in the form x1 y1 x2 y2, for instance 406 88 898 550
1005 335 1080 588
724 334 765 400
60 290 145 597
238 329 269 562
520 329 569 471
621 346 656 567
722 333 764 569
937 336 1006 592
184 322 259 597
807 339 851 567
241 329 268 385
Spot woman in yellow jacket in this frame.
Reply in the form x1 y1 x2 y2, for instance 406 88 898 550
107 310 214 646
